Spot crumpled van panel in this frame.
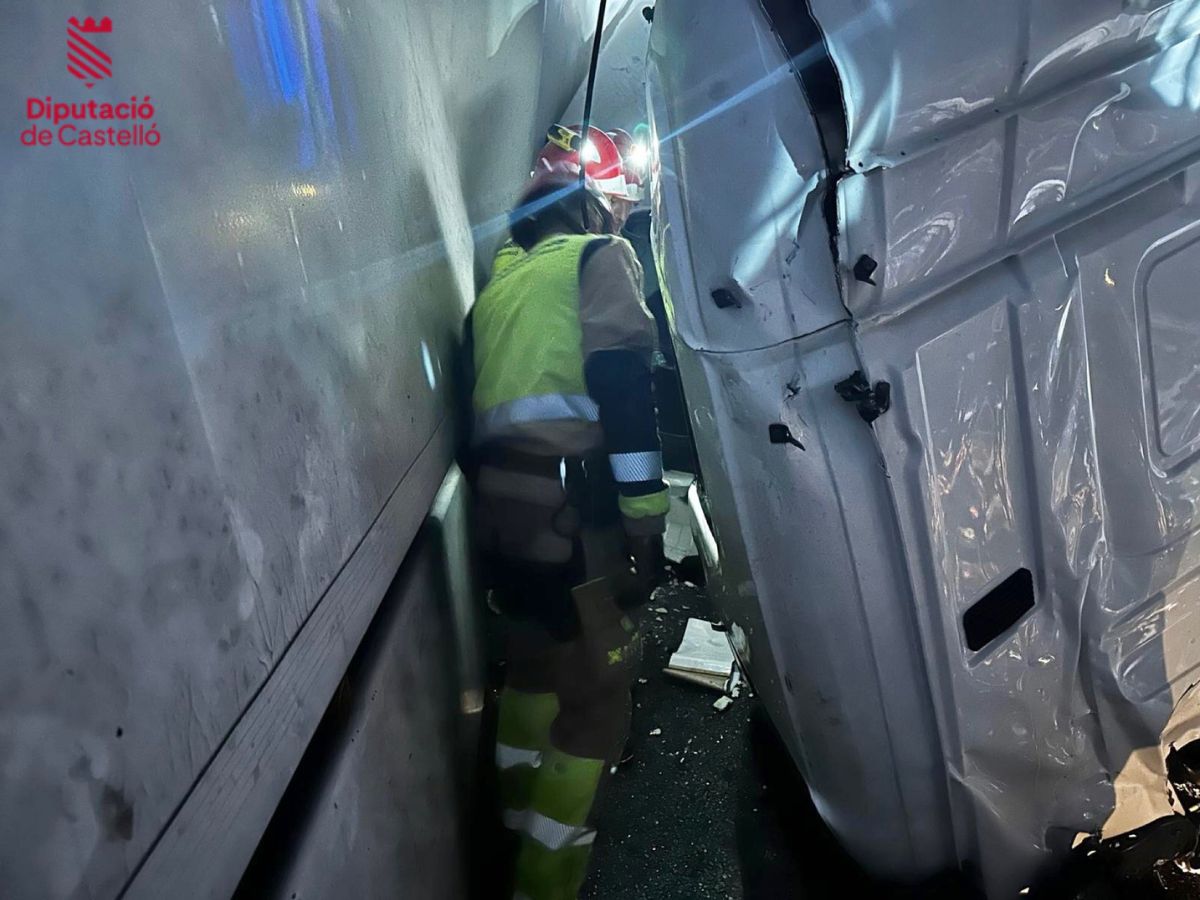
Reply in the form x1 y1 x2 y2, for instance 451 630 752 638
646 0 844 354
835 22 1200 325
856 172 1200 894
653 0 1200 894
813 0 1200 169
648 0 954 881
811 0 1200 893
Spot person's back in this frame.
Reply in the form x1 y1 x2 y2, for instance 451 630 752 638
472 233 606 458
468 163 667 900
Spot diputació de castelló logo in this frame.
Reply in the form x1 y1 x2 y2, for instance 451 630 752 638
21 15 161 148
68 15 112 88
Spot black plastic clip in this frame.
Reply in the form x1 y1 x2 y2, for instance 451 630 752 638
768 423 805 451
852 254 878 286
835 371 891 423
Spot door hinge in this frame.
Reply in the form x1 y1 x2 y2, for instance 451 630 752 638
835 370 891 423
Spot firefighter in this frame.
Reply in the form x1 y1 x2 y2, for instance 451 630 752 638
606 127 648 226
469 127 668 900
537 123 640 231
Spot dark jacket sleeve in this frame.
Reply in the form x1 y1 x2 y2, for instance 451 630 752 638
578 237 669 536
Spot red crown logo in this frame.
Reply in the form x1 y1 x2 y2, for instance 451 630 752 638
68 16 112 34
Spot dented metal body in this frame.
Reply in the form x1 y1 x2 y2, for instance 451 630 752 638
650 0 1200 893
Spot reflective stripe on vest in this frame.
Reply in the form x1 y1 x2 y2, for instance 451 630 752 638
475 392 599 444
608 450 663 484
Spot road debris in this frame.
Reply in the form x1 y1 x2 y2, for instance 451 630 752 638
677 736 697 765
663 471 698 563
663 668 727 691
665 617 736 693
713 696 733 712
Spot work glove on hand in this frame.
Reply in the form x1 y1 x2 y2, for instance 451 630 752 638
621 534 666 609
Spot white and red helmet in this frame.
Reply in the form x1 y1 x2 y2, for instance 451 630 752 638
534 124 628 200
606 128 646 202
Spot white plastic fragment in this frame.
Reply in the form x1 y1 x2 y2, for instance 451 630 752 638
669 618 735 678
713 696 733 712
649 728 662 736
663 471 698 562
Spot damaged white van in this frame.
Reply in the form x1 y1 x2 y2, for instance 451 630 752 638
648 0 1200 894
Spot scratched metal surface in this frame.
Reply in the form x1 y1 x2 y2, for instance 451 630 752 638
0 2 610 897
240 534 467 900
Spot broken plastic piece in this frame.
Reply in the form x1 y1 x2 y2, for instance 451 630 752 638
663 667 727 691
664 472 699 563
664 620 737 693
669 618 736 678
713 696 733 712
1168 739 1200 818
1104 816 1198 882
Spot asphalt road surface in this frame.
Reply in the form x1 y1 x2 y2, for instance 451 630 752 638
581 577 761 899
581 575 977 900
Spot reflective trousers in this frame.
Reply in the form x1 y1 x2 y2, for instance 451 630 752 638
493 530 642 900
